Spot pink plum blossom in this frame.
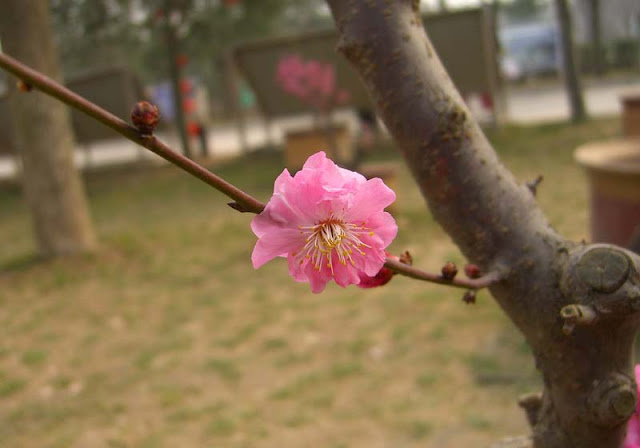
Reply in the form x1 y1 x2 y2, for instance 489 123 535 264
251 151 397 293
624 365 640 448
275 54 351 112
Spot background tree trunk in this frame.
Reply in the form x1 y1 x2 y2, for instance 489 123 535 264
0 0 96 257
163 0 193 159
588 0 604 77
555 0 588 123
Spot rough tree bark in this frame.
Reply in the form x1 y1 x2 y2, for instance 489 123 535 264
555 0 588 123
587 0 604 77
0 0 96 257
326 1 640 447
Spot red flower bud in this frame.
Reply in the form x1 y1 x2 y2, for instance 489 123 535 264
462 290 477 304
464 263 482 279
358 252 398 289
131 101 160 135
441 261 458 280
357 266 395 288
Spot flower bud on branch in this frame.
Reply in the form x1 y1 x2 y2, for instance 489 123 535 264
131 101 159 135
16 79 32 92
441 261 458 280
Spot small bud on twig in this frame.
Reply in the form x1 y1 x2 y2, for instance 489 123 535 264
526 175 544 196
131 101 160 135
462 290 477 304
464 263 482 279
399 250 413 266
441 261 458 280
16 79 32 92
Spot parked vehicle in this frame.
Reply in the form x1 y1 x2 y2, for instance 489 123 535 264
500 23 561 81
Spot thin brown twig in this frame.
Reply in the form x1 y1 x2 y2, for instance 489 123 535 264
0 51 503 292
384 258 503 290
0 51 265 214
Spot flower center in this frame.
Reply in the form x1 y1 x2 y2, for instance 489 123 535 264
297 218 373 272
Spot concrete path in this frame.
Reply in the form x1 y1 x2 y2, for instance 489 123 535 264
1 77 639 181
507 77 640 124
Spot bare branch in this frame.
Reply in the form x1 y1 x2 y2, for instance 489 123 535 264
0 52 266 215
384 258 503 290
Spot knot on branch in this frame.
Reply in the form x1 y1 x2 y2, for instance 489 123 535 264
337 38 370 70
586 372 637 427
576 247 630 293
559 245 640 326
559 304 597 335
518 392 543 427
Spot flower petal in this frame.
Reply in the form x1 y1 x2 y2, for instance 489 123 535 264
305 263 333 293
355 245 387 277
366 211 398 248
251 228 304 269
345 177 396 221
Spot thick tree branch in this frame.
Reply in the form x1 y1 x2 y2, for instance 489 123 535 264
326 2 640 447
327 0 560 271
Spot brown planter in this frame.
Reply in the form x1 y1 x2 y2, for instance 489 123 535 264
284 125 354 170
575 138 640 248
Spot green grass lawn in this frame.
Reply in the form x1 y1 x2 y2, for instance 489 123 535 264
0 117 622 447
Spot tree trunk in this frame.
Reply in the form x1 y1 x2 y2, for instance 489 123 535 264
222 51 248 154
326 1 640 447
588 0 604 76
163 0 192 159
555 0 588 123
0 0 96 257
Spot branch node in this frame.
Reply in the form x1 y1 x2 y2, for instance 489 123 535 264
517 392 543 427
560 304 597 335
227 202 252 213
526 175 543 196
587 372 637 427
16 79 32 92
399 250 413 266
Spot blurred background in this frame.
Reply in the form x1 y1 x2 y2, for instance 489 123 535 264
1 0 640 447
